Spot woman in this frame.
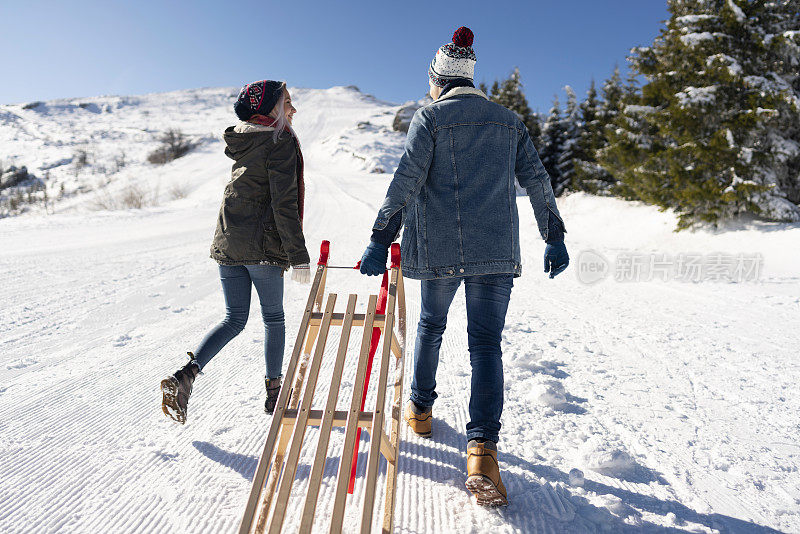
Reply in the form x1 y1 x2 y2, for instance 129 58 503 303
161 80 310 424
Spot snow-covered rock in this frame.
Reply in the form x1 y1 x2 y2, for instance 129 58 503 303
392 95 432 133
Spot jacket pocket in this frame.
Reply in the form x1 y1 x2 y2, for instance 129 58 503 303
400 214 416 268
263 224 286 259
217 197 262 256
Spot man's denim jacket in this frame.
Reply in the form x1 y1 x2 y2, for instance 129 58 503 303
373 87 565 280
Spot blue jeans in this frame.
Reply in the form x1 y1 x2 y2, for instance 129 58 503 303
410 274 513 444
194 265 285 379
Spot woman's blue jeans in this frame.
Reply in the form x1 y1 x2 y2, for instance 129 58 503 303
409 273 513 444
193 264 285 379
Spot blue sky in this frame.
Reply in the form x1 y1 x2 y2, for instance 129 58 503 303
0 0 668 113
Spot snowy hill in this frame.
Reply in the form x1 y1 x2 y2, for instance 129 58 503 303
0 86 404 216
1 87 800 533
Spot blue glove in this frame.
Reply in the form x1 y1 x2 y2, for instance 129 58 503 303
544 241 569 279
360 242 389 276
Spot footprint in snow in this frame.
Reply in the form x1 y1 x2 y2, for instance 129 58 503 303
172 308 186 314
113 334 131 347
534 360 568 378
0 385 8 394
583 341 605 355
531 379 587 415
159 305 170 311
154 451 179 462
6 358 37 370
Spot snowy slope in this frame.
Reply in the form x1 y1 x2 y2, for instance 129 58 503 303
0 86 404 216
1 87 800 534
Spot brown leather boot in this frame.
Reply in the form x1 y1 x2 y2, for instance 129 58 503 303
264 376 282 414
465 439 508 506
403 401 432 437
161 353 200 425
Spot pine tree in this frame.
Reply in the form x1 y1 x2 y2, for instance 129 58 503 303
527 112 544 153
571 80 600 191
557 86 581 193
608 0 800 228
490 80 501 100
490 68 531 119
488 67 542 149
540 97 568 195
572 79 614 193
600 72 662 202
761 0 800 207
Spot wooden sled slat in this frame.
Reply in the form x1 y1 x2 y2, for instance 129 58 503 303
267 295 338 534
239 263 327 534
298 294 358 533
253 266 328 534
382 268 405 533
329 294 379 533
359 264 399 533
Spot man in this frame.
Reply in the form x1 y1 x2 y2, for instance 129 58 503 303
359 27 569 506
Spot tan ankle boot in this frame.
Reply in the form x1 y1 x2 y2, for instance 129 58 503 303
465 440 508 506
403 401 432 437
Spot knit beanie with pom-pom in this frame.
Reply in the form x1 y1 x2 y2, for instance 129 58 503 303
428 27 476 87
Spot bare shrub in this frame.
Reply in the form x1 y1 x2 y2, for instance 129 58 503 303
168 182 190 200
147 129 194 165
90 189 118 211
92 183 159 211
73 149 89 177
120 184 148 209
113 152 126 173
42 181 51 215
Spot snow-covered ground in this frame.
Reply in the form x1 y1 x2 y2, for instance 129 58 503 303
1 87 799 533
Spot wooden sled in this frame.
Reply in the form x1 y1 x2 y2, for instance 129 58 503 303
239 240 407 534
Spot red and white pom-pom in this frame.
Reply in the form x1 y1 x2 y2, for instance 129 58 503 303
452 26 474 48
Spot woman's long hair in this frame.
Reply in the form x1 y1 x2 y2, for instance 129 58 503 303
269 83 298 144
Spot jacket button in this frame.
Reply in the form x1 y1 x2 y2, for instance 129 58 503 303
459 268 464 273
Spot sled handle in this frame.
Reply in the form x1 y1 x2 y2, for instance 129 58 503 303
318 240 330 266
318 241 402 272
390 243 401 268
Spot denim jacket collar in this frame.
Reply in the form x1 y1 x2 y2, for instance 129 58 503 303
435 86 489 103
